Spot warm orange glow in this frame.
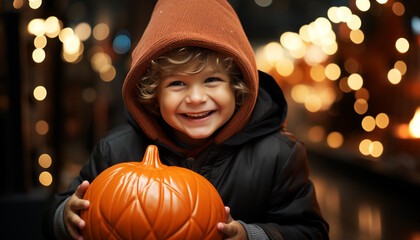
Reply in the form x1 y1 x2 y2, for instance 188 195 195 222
362 116 375 132
291 84 310 103
392 2 405 16
310 65 326 82
409 108 420 138
327 132 343 148
348 73 363 90
350 29 364 44
13 0 24 9
35 120 49 135
325 63 341 81
396 38 409 53
39 154 52 168
305 95 322 112
376 113 389 129
394 60 407 75
359 139 372 156
275 58 294 77
39 171 53 186
93 23 110 41
33 86 47 101
354 99 368 115
308 126 325 143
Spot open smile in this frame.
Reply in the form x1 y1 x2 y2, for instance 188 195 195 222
182 111 215 119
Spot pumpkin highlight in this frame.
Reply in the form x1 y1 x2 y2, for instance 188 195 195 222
80 145 225 240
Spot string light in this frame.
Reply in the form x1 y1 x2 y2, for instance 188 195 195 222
39 171 53 186
327 132 344 148
325 63 341 81
38 154 52 168
395 37 409 53
387 68 402 84
29 0 42 9
33 86 47 101
348 73 363 91
362 116 376 132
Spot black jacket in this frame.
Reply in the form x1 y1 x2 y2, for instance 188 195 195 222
43 72 329 239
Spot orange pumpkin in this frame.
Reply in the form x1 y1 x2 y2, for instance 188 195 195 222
80 145 226 240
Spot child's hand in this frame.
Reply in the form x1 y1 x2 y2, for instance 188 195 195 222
217 206 248 240
64 180 90 240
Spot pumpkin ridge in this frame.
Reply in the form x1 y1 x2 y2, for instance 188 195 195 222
155 175 190 238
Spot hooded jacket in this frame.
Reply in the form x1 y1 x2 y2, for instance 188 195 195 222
43 0 329 239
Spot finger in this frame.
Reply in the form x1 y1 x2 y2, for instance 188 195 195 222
67 217 84 240
71 198 90 211
224 206 233 223
68 212 87 238
75 181 90 199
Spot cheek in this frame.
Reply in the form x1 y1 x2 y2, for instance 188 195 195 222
215 87 236 112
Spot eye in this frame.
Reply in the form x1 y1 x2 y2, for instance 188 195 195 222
167 81 185 87
205 77 222 83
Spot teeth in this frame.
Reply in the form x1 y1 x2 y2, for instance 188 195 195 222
185 111 212 118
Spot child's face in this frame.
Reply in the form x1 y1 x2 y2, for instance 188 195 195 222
157 64 236 147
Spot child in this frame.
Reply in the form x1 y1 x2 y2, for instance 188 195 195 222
43 0 329 239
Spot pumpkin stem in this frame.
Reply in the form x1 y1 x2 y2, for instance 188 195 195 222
140 145 165 169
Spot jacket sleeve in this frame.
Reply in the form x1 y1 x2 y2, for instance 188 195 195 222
260 139 329 239
42 138 113 240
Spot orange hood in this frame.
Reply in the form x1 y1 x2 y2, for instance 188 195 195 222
122 0 258 154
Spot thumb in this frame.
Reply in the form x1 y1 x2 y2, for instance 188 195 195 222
75 180 90 199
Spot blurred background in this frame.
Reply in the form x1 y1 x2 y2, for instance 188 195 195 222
1 0 420 239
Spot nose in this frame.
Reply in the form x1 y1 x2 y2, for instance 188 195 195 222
185 85 208 104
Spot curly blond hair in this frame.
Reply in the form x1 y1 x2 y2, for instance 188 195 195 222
137 46 249 115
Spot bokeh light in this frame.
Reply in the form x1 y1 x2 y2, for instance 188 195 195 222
356 0 371 12
327 132 344 148
394 60 407 75
304 95 322 112
375 113 389 129
348 73 363 90
34 36 47 49
275 59 294 77
32 48 46 63
387 68 402 84
39 171 53 186
35 120 49 135
347 15 362 30
354 99 368 115
93 23 110 41
38 154 52 168
325 63 341 81
113 33 131 54
75 22 92 41
33 86 47 101
310 65 326 82
392 2 405 16
350 30 365 44
13 0 24 9
28 18 46 36
29 0 42 9
45 16 61 38
362 116 376 132
395 37 409 53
